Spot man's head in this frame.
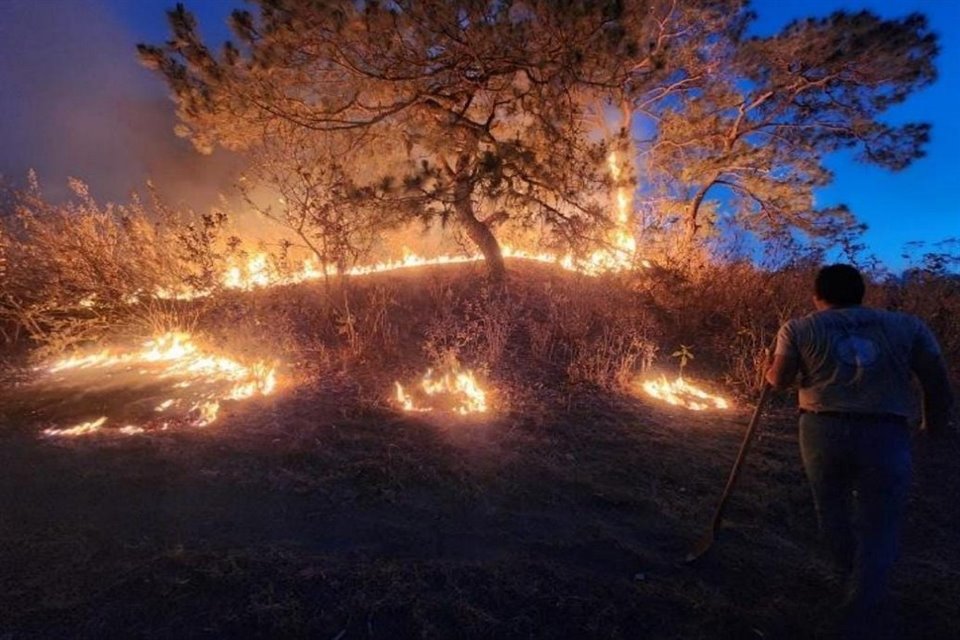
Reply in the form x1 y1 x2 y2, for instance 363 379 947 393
814 264 865 309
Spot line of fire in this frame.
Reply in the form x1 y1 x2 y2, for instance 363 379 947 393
27 148 726 438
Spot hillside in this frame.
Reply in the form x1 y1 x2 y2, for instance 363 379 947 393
1 262 958 639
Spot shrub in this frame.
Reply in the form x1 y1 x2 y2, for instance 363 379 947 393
0 174 229 356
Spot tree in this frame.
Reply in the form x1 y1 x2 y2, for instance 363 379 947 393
236 122 392 278
647 10 937 246
139 0 734 281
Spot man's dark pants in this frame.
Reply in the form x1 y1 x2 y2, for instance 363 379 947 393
798 413 912 622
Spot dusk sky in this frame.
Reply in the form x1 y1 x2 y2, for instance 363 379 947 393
1 0 956 270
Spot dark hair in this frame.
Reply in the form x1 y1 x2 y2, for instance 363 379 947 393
814 264 865 306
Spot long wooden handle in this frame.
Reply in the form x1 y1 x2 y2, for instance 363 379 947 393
709 382 772 536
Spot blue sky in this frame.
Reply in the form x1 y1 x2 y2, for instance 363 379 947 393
748 0 960 267
1 0 956 270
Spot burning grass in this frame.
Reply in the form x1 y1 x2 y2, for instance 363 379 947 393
13 260 663 440
3 375 958 639
2 150 644 317
37 330 278 436
1 259 958 639
41 416 109 438
394 362 489 415
640 376 731 412
151 241 650 303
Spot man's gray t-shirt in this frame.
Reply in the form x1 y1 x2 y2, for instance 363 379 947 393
774 306 941 417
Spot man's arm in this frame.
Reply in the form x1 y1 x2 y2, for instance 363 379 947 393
911 349 955 435
766 354 800 390
766 321 800 390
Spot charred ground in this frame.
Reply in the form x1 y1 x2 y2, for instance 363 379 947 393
1 262 958 639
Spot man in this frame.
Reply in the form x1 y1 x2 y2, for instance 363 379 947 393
765 264 954 635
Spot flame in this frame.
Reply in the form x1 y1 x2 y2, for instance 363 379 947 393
223 252 275 290
394 365 488 415
147 243 653 302
42 331 277 436
42 416 108 438
144 155 642 299
153 285 207 301
578 151 638 273
191 400 220 427
196 239 644 296
91 153 645 305
42 419 148 438
641 376 730 412
394 381 422 412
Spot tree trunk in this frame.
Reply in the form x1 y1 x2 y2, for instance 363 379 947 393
685 194 704 242
685 175 719 243
454 176 505 283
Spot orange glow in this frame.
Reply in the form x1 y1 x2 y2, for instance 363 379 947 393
394 365 488 415
145 154 643 300
640 376 730 412
146 242 652 303
192 400 221 427
42 331 278 436
42 416 108 438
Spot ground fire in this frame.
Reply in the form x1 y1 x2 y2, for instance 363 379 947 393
131 153 644 302
640 376 731 412
148 241 649 303
394 363 489 415
26 146 696 437
39 331 277 436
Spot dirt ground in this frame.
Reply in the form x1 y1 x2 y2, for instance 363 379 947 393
1 371 958 639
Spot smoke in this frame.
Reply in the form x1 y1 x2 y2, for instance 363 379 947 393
0 0 486 258
0 0 240 208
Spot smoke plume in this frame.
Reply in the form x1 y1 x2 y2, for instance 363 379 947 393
0 0 240 208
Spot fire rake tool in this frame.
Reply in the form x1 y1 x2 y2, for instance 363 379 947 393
685 382 772 563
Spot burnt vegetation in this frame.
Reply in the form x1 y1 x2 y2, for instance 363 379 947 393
2 203 958 637
1 1 958 639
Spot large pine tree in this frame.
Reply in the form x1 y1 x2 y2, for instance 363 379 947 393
139 0 735 280
140 3 939 272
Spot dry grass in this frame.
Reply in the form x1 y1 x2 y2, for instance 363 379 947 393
0 176 228 357
2 368 957 639
635 258 960 396
1 222 958 638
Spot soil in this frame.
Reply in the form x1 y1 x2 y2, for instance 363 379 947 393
1 374 957 639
